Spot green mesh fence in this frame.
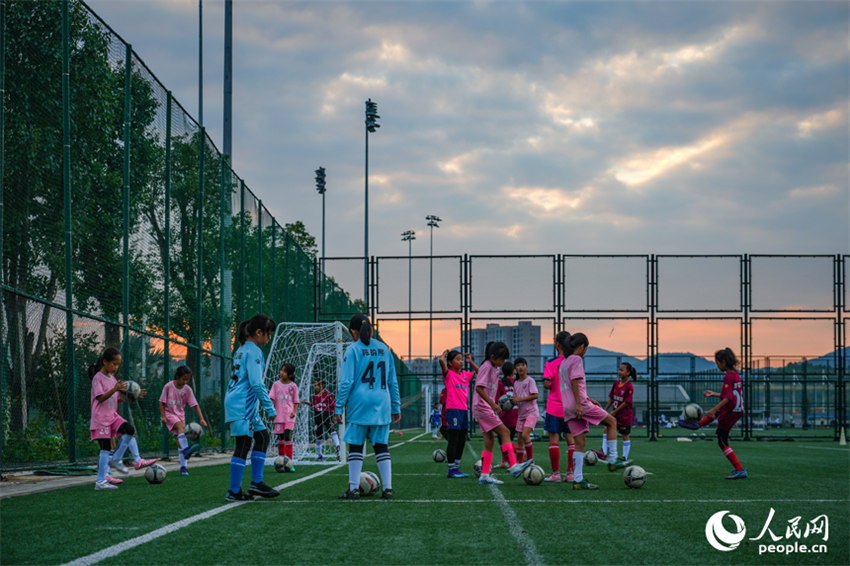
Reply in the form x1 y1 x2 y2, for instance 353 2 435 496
0 0 395 471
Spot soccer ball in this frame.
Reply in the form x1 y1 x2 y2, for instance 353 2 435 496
185 422 203 441
359 471 380 496
683 403 703 423
274 455 292 473
121 380 141 402
522 464 545 486
144 464 166 484
498 393 515 412
584 451 598 466
473 459 483 478
623 465 647 489
433 448 447 463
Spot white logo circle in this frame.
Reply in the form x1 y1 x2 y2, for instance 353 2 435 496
705 510 747 552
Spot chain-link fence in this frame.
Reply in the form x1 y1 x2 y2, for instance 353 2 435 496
0 0 419 471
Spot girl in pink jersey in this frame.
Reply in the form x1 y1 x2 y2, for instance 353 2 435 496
472 342 532 485
89 348 156 491
270 363 299 469
558 332 630 490
438 349 476 478
678 348 748 479
596 362 637 462
543 332 576 483
511 357 539 464
158 365 208 476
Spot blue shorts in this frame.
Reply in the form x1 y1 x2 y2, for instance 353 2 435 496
229 416 266 438
544 413 566 434
446 409 469 431
343 423 390 446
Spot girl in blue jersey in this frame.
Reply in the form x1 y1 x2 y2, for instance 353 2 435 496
334 314 401 500
224 314 279 502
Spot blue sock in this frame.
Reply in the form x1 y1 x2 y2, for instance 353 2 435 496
229 457 246 493
251 451 266 483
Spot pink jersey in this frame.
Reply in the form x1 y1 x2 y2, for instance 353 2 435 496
513 376 539 423
718 371 743 419
543 356 564 416
444 369 473 410
559 355 590 421
270 380 299 423
608 380 634 426
472 360 500 415
90 372 119 431
159 381 198 425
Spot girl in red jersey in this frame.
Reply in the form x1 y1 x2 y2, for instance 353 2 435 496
495 361 518 468
679 348 748 479
596 362 636 462
302 380 340 461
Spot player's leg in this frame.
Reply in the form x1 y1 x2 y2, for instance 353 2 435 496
568 419 597 489
478 429 503 485
544 414 561 481
226 432 254 501
328 413 341 457
564 429 576 482
718 427 747 479
283 429 294 463
454 412 468 472
602 414 619 462
340 424 366 499
515 427 526 463
248 427 279 498
95 437 117 490
371 425 393 499
115 421 156 470
314 414 325 460
523 427 534 461
621 426 631 460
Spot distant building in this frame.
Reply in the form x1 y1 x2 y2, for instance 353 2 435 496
463 321 542 375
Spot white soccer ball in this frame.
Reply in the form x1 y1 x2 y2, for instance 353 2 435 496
522 464 545 485
121 380 141 402
274 455 292 473
498 393 515 412
359 471 380 496
144 464 166 484
623 465 647 489
473 459 483 478
584 451 598 466
683 403 704 423
433 448 447 463
185 422 203 441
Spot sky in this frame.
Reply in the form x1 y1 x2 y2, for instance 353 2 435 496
85 0 849 359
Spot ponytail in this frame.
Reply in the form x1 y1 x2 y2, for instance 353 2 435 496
555 332 571 355
714 347 739 369
238 314 277 346
349 314 372 346
562 332 588 357
621 361 637 382
237 321 250 346
88 347 121 380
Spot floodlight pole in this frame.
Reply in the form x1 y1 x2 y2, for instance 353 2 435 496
402 230 416 362
364 99 380 311
426 215 441 381
198 0 202 126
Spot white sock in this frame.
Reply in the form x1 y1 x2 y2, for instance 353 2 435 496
113 435 131 461
348 451 363 491
98 450 111 482
177 433 188 467
128 436 141 462
573 451 584 482
607 440 618 462
623 440 631 459
602 435 608 454
376 453 392 490
316 441 323 458
331 431 340 448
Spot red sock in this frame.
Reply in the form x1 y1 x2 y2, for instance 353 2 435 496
277 439 285 457
699 414 716 427
516 449 525 463
482 450 493 474
502 443 517 467
285 441 293 459
526 442 533 460
548 444 560 472
723 446 743 471
567 443 575 472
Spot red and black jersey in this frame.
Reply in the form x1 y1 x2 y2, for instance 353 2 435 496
313 390 335 413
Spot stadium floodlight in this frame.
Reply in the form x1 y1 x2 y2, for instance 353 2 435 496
315 167 327 269
401 230 416 362
365 98 380 133
426 215 442 381
363 99 380 311
314 167 326 194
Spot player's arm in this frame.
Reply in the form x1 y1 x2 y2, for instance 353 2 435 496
570 377 584 419
159 401 167 424
96 379 126 403
193 404 208 428
514 392 538 403
609 402 623 416
387 354 401 423
703 389 720 398
291 403 299 419
335 349 356 417
604 399 613 412
476 385 502 415
247 352 276 417
438 350 449 375
706 397 729 418
464 353 479 374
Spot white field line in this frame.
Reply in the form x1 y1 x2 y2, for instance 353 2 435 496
217 498 850 504
467 445 545 566
63 432 428 566
800 446 850 451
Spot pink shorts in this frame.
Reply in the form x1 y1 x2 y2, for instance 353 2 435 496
274 421 295 434
516 414 538 432
566 404 609 436
166 415 184 432
90 414 127 440
473 407 503 433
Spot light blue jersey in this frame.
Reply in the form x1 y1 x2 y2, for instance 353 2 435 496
225 341 276 425
336 338 400 425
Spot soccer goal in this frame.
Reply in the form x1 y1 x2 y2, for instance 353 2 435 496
263 322 353 464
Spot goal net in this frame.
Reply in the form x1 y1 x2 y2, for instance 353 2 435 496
263 322 353 464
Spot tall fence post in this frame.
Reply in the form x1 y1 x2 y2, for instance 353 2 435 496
162 91 172 457
313 256 319 322
121 43 132 370
220 154 230 452
271 221 277 320
257 200 262 313
239 180 246 322
836 255 846 440
195 127 205 399
0 0 6 468
648 255 658 441
742 254 752 440
61 0 78 462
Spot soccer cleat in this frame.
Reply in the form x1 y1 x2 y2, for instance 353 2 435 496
608 457 632 472
678 419 699 430
508 459 533 478
104 475 123 485
572 479 599 490
497 461 510 469
381 488 395 500
478 474 504 485
317 455 324 462
248 481 280 498
447 468 468 479
225 489 254 502
109 459 129 475
182 444 200 461
564 471 574 482
288 465 296 473
593 449 607 461
543 472 561 483
338 488 360 500
95 480 118 490
726 468 748 480
134 458 157 470
180 467 189 476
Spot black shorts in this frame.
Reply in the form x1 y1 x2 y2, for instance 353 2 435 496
617 424 632 436
314 412 335 438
